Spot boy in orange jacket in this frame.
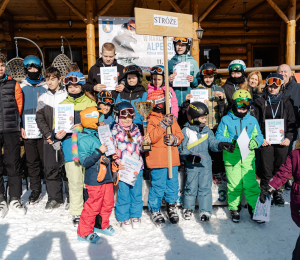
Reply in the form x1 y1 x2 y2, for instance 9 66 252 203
146 90 184 227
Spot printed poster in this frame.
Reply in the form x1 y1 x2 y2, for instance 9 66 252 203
100 66 118 90
119 154 142 186
190 89 209 106
173 62 190 87
55 104 74 133
265 119 285 144
98 125 116 156
24 114 42 139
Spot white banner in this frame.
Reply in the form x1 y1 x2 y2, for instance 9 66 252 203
99 17 176 70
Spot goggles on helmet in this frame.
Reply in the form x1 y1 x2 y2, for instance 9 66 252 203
234 97 252 108
229 64 243 72
23 58 41 69
63 76 86 85
202 68 216 76
100 97 114 105
266 77 284 87
123 66 142 75
173 37 188 44
150 66 164 75
119 108 135 117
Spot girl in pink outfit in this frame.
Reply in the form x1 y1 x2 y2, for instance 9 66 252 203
147 65 179 118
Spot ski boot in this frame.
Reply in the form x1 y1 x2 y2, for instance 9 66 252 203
28 190 42 205
45 200 61 213
183 208 193 220
131 218 141 229
230 210 240 223
9 197 26 216
0 195 8 218
78 233 101 244
151 210 166 228
273 191 285 207
166 203 179 225
72 215 80 226
95 225 115 236
200 212 210 222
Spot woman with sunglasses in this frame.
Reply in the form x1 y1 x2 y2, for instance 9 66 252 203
255 73 295 206
216 90 264 224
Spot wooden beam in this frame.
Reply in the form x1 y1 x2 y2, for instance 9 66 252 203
280 21 285 64
2 10 12 20
266 0 289 23
191 0 199 64
296 12 300 21
61 0 87 23
0 0 11 17
94 0 115 22
201 20 281 27
37 0 56 20
207 0 233 19
86 0 96 70
198 0 223 23
170 0 188 12
286 0 296 65
244 1 269 18
166 0 183 13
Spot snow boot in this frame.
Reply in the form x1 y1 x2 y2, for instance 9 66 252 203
151 210 166 228
248 204 265 224
230 210 240 223
166 203 179 225
28 190 42 205
95 225 115 236
200 212 210 222
183 208 193 220
78 233 101 244
72 215 80 227
9 197 26 216
0 198 8 218
45 200 61 213
121 220 132 231
273 191 285 207
285 180 293 190
65 197 70 211
131 218 141 229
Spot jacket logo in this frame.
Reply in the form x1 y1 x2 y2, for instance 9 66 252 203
249 123 252 125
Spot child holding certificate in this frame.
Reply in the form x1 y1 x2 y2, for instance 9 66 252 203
147 65 178 118
111 101 146 231
55 71 97 226
97 90 115 129
146 90 184 227
255 73 295 206
215 89 264 224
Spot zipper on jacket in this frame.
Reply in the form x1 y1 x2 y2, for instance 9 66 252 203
240 118 243 163
32 86 35 114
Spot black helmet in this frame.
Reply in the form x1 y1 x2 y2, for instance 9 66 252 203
187 102 209 125
199 63 217 87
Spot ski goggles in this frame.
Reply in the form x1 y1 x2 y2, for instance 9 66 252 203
119 108 135 117
150 66 164 74
173 37 188 44
63 76 86 85
202 68 216 76
229 64 243 72
266 77 284 87
23 58 41 69
123 66 142 75
234 97 252 108
100 97 115 105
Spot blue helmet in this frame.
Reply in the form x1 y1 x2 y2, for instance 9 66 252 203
150 65 165 83
23 55 42 69
64 71 86 86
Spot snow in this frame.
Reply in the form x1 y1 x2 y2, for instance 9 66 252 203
0 185 298 260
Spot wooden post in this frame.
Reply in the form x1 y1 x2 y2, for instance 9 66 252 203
0 0 11 17
86 0 96 70
191 0 199 65
163 36 172 178
280 21 285 64
286 0 296 66
246 43 252 67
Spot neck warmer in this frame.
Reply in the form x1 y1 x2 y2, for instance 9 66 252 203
153 103 166 114
26 74 44 85
230 76 245 85
202 81 214 88
199 123 206 132
69 91 84 99
268 93 282 105
125 82 137 91
119 119 132 131
232 106 248 118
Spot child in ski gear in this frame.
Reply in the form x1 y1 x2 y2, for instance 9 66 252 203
112 101 146 231
260 148 300 259
56 71 97 226
215 89 264 223
255 73 295 206
146 90 184 226
179 101 234 221
85 42 125 99
20 55 47 205
36 66 68 212
77 107 115 243
97 90 115 129
147 65 178 118
0 53 24 218
115 65 148 130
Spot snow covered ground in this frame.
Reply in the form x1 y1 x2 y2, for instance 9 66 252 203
0 185 298 260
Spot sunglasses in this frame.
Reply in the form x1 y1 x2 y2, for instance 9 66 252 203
120 108 135 117
266 77 284 87
234 98 252 108
173 37 188 43
63 76 85 85
202 68 216 75
151 66 163 74
123 66 142 75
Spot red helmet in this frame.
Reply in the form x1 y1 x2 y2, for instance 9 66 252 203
147 90 165 110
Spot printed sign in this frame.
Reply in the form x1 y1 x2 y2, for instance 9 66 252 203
265 119 285 144
173 62 190 87
253 196 271 222
24 114 41 139
55 104 74 133
100 66 118 90
98 125 116 156
153 14 178 27
190 89 209 106
119 154 143 186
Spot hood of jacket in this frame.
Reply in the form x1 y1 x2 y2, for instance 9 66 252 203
20 78 47 88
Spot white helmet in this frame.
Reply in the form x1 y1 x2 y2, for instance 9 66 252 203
228 60 246 72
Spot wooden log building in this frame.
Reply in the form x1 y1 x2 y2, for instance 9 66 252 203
0 0 298 75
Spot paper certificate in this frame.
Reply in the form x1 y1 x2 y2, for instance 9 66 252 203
253 196 271 222
100 66 118 91
98 125 116 156
190 89 209 106
55 104 74 133
265 119 285 144
24 114 42 139
173 62 190 87
119 154 142 186
237 128 251 161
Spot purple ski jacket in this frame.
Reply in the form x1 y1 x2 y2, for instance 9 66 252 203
269 149 300 228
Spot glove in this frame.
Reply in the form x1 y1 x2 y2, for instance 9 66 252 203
259 185 275 203
159 114 173 129
248 139 259 150
186 154 201 165
164 134 179 146
218 142 235 153
97 156 110 183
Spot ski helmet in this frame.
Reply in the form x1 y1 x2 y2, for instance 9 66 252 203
23 55 42 69
113 101 135 123
265 73 284 87
147 90 165 113
64 71 86 86
173 37 191 54
186 102 209 125
150 65 165 83
97 90 115 106
232 89 252 109
123 65 143 83
199 63 217 87
228 60 246 74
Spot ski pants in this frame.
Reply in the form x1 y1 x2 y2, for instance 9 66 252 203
77 183 114 237
23 138 44 192
183 163 212 214
258 145 289 190
0 132 22 198
224 149 260 212
65 161 85 216
148 167 179 213
116 170 143 222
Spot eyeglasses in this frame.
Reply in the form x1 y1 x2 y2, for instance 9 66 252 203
120 108 135 117
151 66 164 74
63 76 85 85
202 68 216 75
173 37 188 43
266 77 284 87
229 64 243 72
234 97 252 108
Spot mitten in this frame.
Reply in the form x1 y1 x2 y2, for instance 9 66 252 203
163 134 179 146
218 142 235 153
249 139 259 150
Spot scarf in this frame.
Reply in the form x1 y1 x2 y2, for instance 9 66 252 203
268 93 282 105
26 75 44 85
232 106 248 118
69 91 84 99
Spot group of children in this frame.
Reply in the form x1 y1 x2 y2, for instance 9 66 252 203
0 39 295 246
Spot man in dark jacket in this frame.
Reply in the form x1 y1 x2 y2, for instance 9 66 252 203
85 42 125 100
